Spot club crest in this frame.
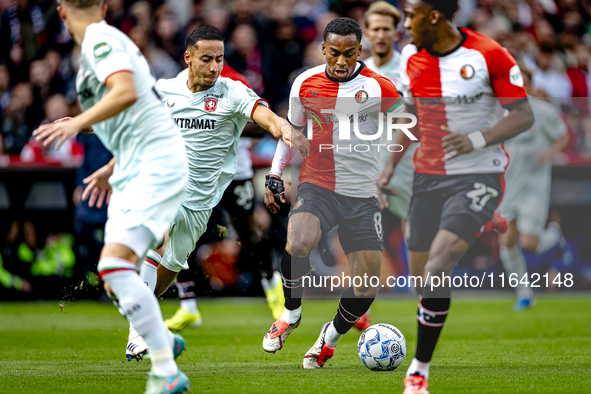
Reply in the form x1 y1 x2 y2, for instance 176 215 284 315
205 97 218 113
355 90 369 103
460 65 475 80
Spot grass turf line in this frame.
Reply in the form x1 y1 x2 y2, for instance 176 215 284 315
0 298 589 393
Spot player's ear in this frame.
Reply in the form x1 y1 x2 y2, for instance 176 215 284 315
184 51 191 66
101 4 107 18
358 43 362 57
429 10 442 25
321 42 326 56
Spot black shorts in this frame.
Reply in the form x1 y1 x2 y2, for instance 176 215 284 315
288 183 383 255
406 173 503 252
220 179 254 219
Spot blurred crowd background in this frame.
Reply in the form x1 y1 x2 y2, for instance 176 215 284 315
1 0 591 300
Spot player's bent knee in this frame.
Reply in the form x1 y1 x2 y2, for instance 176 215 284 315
353 286 378 298
288 237 315 258
520 235 539 252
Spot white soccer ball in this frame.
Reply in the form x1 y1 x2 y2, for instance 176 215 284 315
357 323 406 371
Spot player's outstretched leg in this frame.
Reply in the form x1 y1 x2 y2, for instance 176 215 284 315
262 250 308 353
165 276 202 331
145 370 190 394
127 249 166 361
261 271 285 320
303 287 374 369
404 285 450 394
98 254 189 394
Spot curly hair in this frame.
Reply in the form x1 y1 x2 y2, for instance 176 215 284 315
323 17 362 43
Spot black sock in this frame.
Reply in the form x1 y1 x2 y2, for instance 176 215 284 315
281 250 310 310
333 287 375 334
415 286 451 362
175 280 196 301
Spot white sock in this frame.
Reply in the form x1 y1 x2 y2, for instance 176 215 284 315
180 298 199 316
140 250 161 293
324 322 342 348
406 358 430 379
536 225 561 253
280 306 301 324
500 245 534 299
100 263 177 377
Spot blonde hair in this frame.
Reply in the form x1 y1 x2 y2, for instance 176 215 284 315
364 1 402 29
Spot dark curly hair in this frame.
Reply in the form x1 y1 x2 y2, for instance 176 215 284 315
323 17 363 43
186 26 224 50
422 0 459 20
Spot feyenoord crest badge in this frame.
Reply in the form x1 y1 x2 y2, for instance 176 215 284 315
355 90 369 103
460 65 475 79
205 97 218 112
293 197 304 210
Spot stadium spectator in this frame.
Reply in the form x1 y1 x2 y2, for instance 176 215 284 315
0 63 11 115
129 25 180 79
532 46 573 102
153 10 184 63
20 94 83 164
104 0 134 35
227 23 265 94
261 20 305 107
129 1 152 30
2 82 35 154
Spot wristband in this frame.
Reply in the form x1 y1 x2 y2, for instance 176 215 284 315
468 131 487 149
265 175 285 195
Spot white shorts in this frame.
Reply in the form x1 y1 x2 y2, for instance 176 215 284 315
105 158 188 257
161 205 213 272
499 195 549 236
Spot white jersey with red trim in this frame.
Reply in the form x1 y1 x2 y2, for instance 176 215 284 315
287 61 404 198
156 75 268 210
76 20 184 190
400 27 528 176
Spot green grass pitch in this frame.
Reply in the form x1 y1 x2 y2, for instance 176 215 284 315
0 298 590 393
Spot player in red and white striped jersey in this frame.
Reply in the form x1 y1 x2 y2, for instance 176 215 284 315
377 1 534 393
262 17 405 370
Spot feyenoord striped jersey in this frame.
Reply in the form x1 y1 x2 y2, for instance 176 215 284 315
400 27 528 176
287 61 404 198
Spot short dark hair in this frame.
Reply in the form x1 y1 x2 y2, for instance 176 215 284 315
422 0 459 20
61 0 103 8
186 26 224 50
323 17 362 43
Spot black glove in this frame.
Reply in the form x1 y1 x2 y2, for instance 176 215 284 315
265 175 285 195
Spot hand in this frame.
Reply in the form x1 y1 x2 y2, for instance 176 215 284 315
265 175 285 214
282 125 310 158
33 117 82 149
82 162 114 208
441 126 474 161
377 170 398 210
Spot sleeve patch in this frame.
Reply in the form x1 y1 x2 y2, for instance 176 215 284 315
246 88 258 97
93 43 112 58
509 65 523 87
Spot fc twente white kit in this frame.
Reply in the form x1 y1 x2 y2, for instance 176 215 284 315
76 20 187 257
155 74 268 271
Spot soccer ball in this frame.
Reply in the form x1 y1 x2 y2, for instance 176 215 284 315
357 323 406 371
